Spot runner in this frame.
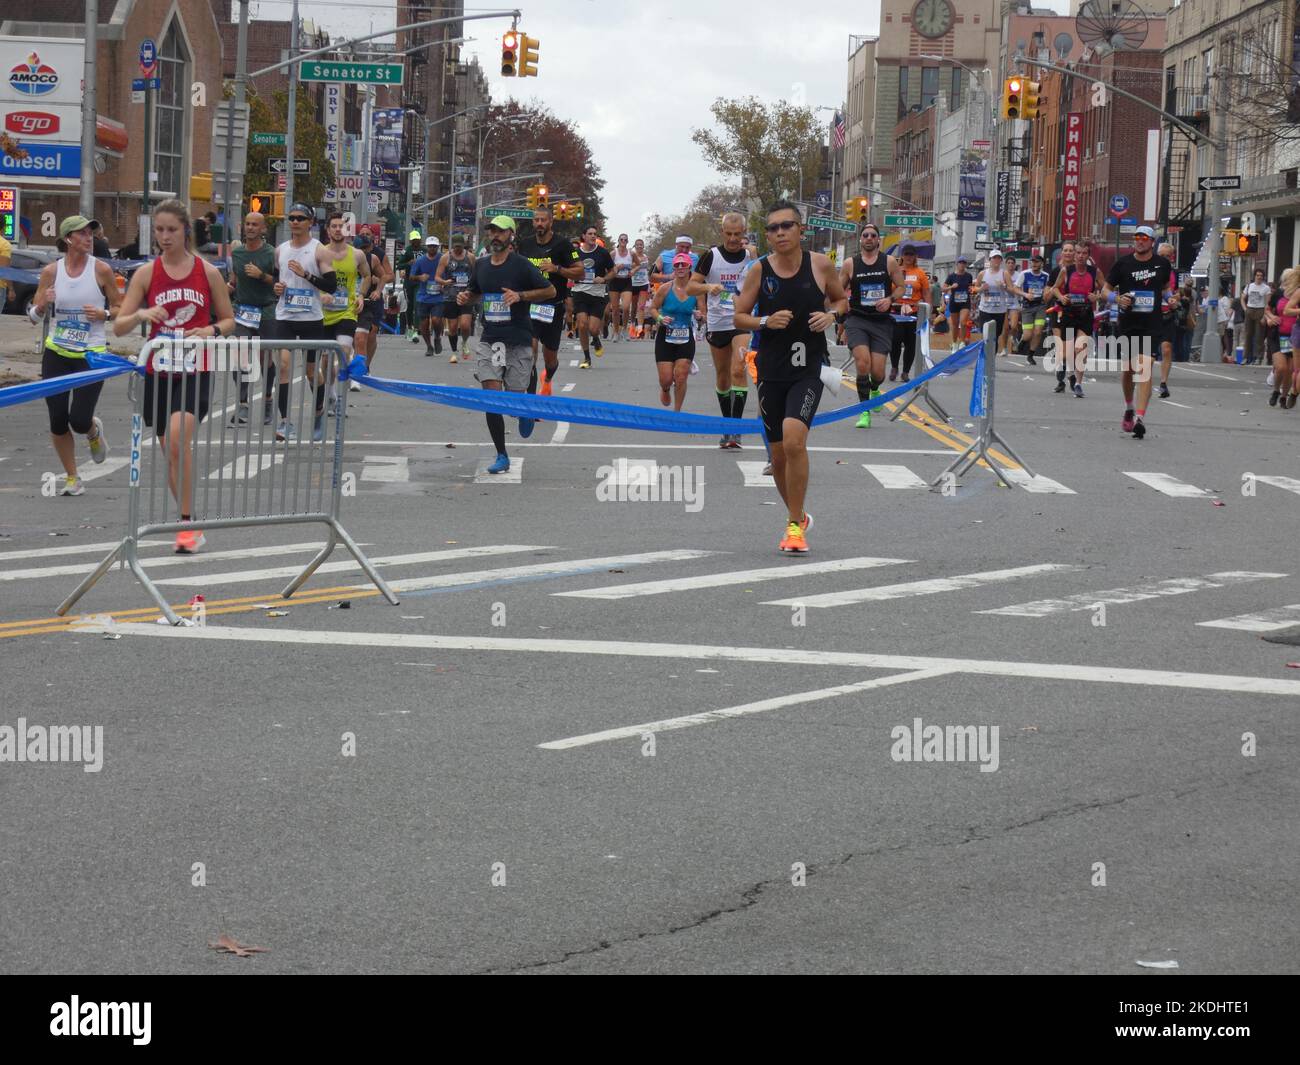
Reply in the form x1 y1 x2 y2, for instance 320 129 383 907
1268 267 1296 408
651 253 699 411
689 212 754 448
226 210 278 423
630 238 651 338
571 225 615 367
1155 242 1183 399
435 233 477 363
973 250 1013 354
653 235 698 283
1046 243 1099 397
839 222 904 428
1045 240 1076 361
409 236 445 357
941 256 974 343
113 199 234 552
320 211 370 419
1012 253 1050 365
889 243 929 382
455 216 555 474
267 202 337 443
351 232 390 390
1103 225 1172 440
734 201 847 554
396 229 423 340
28 215 121 497
609 233 635 341
516 203 582 395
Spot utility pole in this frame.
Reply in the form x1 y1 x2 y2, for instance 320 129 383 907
79 0 97 220
359 86 374 233
1202 69 1227 364
220 1 250 256
284 0 299 237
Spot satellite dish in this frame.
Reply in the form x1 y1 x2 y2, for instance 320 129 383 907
1076 0 1149 52
1053 32 1074 59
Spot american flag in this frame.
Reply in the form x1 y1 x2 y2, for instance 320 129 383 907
831 111 847 149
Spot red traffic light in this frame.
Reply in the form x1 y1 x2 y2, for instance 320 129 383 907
503 31 518 50
1008 78 1022 93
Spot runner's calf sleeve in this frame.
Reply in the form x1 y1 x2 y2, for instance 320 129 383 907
716 389 731 417
856 375 874 401
486 412 506 453
731 387 747 419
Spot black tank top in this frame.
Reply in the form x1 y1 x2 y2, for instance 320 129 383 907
848 253 892 319
755 252 828 382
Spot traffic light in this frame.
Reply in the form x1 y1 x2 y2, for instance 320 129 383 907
1020 80 1041 120
846 195 870 223
250 192 283 218
573 202 584 220
526 184 549 210
553 201 569 220
519 33 540 78
1002 77 1024 120
1236 232 1259 255
1222 228 1240 255
501 31 519 77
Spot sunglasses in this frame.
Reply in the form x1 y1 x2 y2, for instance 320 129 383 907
288 215 310 223
765 220 799 234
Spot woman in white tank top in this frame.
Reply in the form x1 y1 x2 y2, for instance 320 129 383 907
610 234 635 341
974 251 1014 354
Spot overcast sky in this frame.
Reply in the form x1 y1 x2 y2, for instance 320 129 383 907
255 0 1069 238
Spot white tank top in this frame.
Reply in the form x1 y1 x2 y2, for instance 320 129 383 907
704 245 752 331
48 256 107 355
980 267 1009 313
630 254 649 286
275 238 323 321
613 248 633 277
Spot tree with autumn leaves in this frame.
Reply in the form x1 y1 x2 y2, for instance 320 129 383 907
242 90 336 210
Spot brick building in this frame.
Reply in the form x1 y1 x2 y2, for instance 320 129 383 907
893 103 937 215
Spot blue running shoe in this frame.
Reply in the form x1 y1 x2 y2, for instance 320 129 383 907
487 453 511 474
518 417 535 439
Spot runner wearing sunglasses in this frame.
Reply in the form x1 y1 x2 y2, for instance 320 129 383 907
1103 226 1172 440
840 223 903 428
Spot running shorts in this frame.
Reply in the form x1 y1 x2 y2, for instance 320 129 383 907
572 291 608 318
143 371 212 434
844 315 893 354
531 307 565 351
655 326 696 363
608 277 632 293
757 376 824 443
705 328 747 349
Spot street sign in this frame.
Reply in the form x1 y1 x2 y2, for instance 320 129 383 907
1198 175 1241 191
268 158 310 175
992 229 1013 240
480 207 535 220
974 240 996 251
884 213 934 229
814 190 830 210
131 78 161 91
1108 193 1129 218
139 38 157 77
251 132 286 147
807 215 857 233
298 61 404 85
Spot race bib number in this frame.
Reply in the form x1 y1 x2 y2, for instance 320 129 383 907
234 304 262 329
1069 293 1086 305
483 293 510 322
719 282 738 306
332 286 349 307
860 283 886 303
617 264 630 277
631 268 649 286
903 282 914 300
454 271 470 288
952 290 968 303
285 287 314 309
666 325 691 344
1281 335 1292 353
424 280 441 298
1028 282 1044 300
529 303 556 323
53 317 90 350
1131 290 1155 312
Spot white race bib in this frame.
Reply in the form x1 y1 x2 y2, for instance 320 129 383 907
667 325 691 344
483 293 510 322
1132 290 1155 313
286 287 314 309
529 303 556 323
53 317 90 350
235 303 262 329
861 283 885 303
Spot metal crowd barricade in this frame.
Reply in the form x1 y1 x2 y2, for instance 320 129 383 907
931 319 1036 491
887 302 951 423
58 337 398 625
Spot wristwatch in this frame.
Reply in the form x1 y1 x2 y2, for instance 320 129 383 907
759 315 769 329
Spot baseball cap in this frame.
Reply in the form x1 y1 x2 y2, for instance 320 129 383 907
901 243 917 256
451 232 466 246
956 255 968 263
671 252 693 266
989 249 1003 258
408 229 422 241
487 215 517 232
425 236 439 246
58 215 93 239
1134 225 1156 239
674 235 693 246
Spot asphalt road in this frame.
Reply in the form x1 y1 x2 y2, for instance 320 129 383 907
1 329 1297 974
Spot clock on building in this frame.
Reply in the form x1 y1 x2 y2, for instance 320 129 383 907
912 0 955 39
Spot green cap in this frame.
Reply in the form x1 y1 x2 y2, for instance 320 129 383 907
59 215 93 239
408 229 422 241
487 215 517 232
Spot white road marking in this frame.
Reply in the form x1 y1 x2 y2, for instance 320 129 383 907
1197 605 1300 633
736 461 774 488
389 550 712 594
151 544 544 588
209 453 284 480
0 541 342 583
1255 474 1300 496
978 571 1286 618
1180 366 1238 381
549 422 571 444
1000 468 1076 494
77 456 130 484
568 359 580 367
87 623 1300 698
553 556 912 600
863 464 928 489
561 383 576 393
539 669 955 749
764 563 1078 609
361 455 409 482
1124 471 1210 498
473 457 524 484
0 539 170 562
1159 399 1194 409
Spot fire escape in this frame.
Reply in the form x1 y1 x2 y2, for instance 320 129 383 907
1160 82 1211 231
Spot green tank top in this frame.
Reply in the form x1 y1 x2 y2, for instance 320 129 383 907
322 245 360 325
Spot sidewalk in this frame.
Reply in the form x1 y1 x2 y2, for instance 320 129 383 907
0 314 145 387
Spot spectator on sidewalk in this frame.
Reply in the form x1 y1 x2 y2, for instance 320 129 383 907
1242 268 1272 365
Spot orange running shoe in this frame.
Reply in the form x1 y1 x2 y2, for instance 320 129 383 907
745 349 758 384
540 372 553 397
174 528 206 554
779 521 808 554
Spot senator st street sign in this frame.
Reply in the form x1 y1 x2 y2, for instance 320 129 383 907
1198 175 1241 191
299 61 404 85
807 215 857 233
251 132 286 147
884 213 934 229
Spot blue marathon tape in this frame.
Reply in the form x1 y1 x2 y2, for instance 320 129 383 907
0 264 42 286
968 341 988 418
0 352 138 412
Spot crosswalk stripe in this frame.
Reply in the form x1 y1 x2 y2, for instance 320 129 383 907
1124 471 1209 497
150 544 545 588
209 453 284 480
763 563 1078 608
736 460 774 487
568 359 580 367
552 556 912 600
473 457 524 483
0 541 342 583
978 571 1287 618
78 456 130 484
0 539 170 563
1001 468 1076 494
389 549 713 594
361 455 409 482
1197 604 1300 632
550 422 571 444
863 464 928 489
561 383 576 393
1255 474 1300 496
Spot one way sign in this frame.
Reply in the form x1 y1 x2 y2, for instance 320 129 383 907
268 158 311 175
1198 175 1241 191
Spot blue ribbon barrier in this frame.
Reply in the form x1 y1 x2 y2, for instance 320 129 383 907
0 352 137 412
811 340 982 427
0 265 42 286
968 340 988 418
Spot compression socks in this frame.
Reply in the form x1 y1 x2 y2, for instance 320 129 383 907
856 375 874 402
486 412 506 454
449 332 458 352
731 387 747 420
528 365 539 394
278 383 290 418
716 390 731 417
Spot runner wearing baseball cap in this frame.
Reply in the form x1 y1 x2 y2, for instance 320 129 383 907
653 235 698 284
410 236 446 357
435 233 478 363
1103 225 1171 439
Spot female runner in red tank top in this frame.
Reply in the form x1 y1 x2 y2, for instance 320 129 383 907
115 199 234 553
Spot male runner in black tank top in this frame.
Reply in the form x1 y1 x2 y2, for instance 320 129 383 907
735 200 847 555
840 223 903 428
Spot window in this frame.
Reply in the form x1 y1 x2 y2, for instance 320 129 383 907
921 66 939 109
898 66 910 119
1202 47 1214 92
951 67 962 111
154 20 191 198
1242 33 1255 76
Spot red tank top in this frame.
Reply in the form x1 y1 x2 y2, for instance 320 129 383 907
144 255 212 370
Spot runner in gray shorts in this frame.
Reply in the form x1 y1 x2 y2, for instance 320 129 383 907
473 339 534 391
844 316 893 355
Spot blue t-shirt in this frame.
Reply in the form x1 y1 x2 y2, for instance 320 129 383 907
658 250 699 277
412 254 444 303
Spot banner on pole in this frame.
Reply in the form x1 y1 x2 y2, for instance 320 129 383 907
452 164 477 234
370 107 403 193
1061 113 1083 241
958 140 990 222
324 84 340 201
